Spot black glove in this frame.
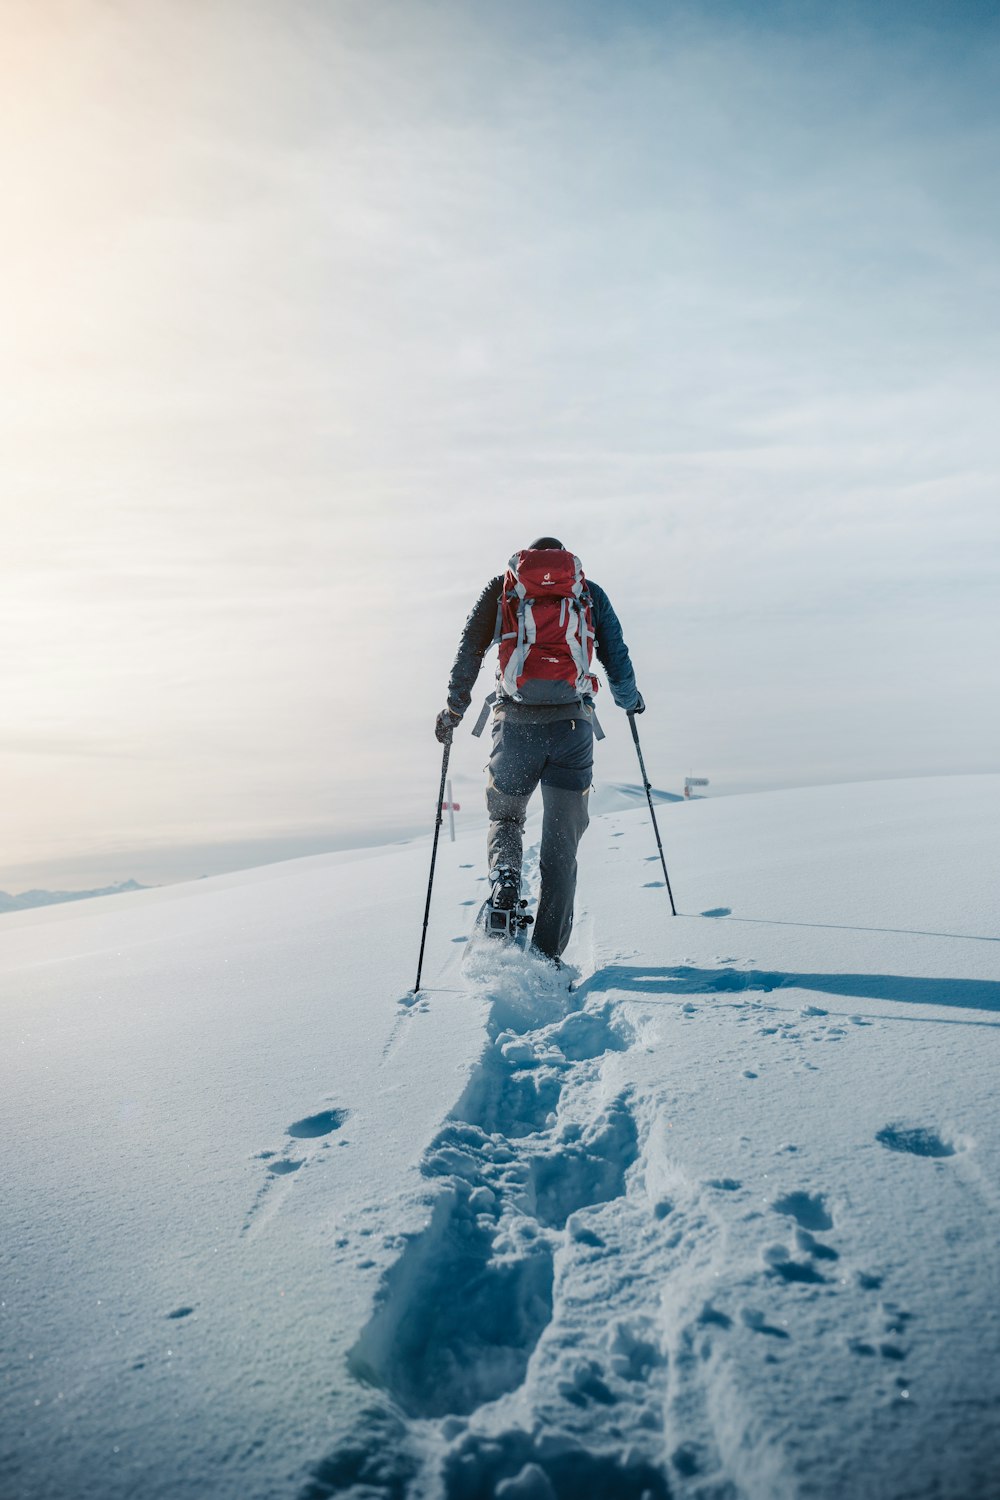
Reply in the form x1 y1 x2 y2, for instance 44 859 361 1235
629 692 645 715
435 707 461 744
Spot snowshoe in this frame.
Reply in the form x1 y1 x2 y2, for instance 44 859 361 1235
472 866 534 948
485 867 533 943
482 896 534 943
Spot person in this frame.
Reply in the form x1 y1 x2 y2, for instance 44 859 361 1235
435 537 643 964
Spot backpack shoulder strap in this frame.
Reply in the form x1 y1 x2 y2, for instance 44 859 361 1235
491 581 504 647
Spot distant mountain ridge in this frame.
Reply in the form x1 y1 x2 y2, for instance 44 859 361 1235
0 879 148 915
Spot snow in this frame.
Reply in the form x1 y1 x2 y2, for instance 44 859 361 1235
2 776 999 1500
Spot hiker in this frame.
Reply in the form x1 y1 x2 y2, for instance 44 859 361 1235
435 537 644 963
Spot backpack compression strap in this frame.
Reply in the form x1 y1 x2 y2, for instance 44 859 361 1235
563 593 596 694
499 595 536 699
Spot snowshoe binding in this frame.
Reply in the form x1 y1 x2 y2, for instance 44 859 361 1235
480 866 534 946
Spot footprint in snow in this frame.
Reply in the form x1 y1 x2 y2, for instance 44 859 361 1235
741 1307 790 1340
762 1244 829 1285
850 1303 913 1363
876 1123 957 1158
762 1197 840 1281
288 1108 349 1139
643 881 665 888
772 1190 834 1231
701 907 732 918
698 1302 732 1329
244 1112 346 1235
256 1108 349 1178
795 1228 838 1261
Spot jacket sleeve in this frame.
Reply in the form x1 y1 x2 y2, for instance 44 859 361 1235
589 581 641 710
446 576 503 717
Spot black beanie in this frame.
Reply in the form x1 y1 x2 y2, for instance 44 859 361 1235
528 536 565 549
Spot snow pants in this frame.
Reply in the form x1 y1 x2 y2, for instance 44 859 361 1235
486 715 593 959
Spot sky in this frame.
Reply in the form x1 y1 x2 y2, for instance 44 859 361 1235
1 0 998 888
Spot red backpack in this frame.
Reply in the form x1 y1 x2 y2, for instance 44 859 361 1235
496 549 599 703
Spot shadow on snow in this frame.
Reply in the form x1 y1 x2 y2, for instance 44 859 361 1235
578 965 1000 1015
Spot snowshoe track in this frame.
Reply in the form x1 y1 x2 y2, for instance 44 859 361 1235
303 928 676 1498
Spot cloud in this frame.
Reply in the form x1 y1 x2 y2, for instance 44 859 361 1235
1 0 998 881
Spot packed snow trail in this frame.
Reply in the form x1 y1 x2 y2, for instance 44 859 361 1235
1 778 998 1500
306 929 671 1500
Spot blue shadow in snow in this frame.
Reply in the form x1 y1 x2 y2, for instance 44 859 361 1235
580 965 1000 1015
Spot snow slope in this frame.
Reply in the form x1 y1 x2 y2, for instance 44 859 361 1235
2 777 999 1500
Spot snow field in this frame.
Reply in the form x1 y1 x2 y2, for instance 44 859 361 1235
2 776 999 1499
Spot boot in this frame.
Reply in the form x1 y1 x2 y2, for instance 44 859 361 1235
489 865 520 912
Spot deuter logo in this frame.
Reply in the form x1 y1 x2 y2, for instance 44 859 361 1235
543 572 552 583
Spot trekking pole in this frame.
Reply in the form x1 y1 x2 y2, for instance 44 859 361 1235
413 739 452 993
628 711 677 915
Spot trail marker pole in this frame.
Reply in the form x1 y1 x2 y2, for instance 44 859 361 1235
413 741 451 994
628 712 677 915
444 779 459 842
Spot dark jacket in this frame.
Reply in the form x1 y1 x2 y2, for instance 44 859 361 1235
446 575 640 723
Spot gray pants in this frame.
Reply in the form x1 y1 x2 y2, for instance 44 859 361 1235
486 715 593 959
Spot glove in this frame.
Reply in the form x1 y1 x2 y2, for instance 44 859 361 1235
435 707 461 744
629 692 645 715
